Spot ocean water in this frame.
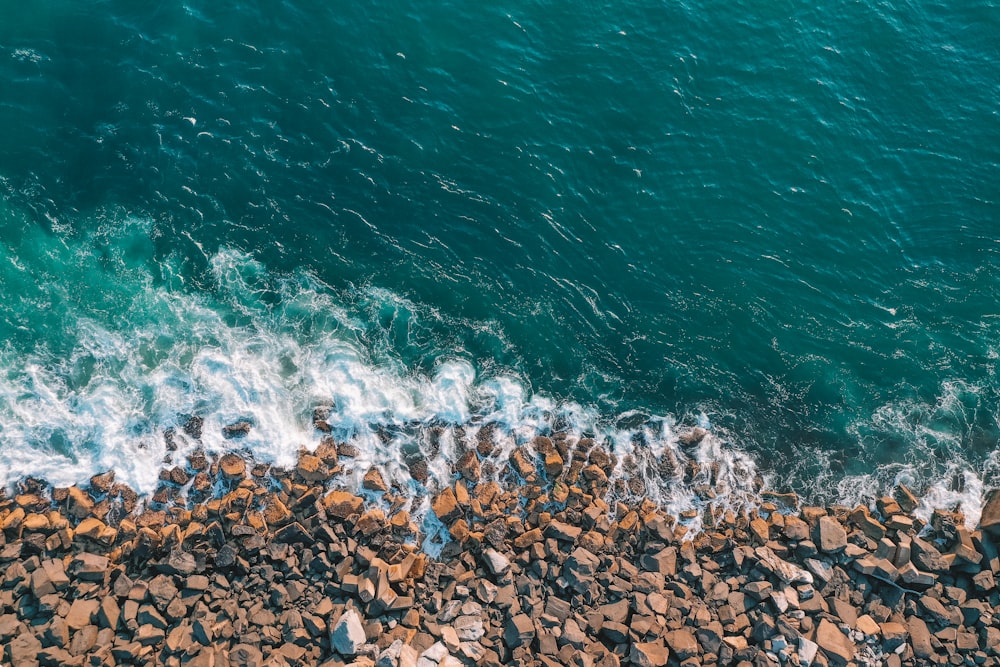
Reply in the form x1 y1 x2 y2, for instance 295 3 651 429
0 1 997 522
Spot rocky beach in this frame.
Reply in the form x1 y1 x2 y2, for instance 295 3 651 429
3 421 1000 667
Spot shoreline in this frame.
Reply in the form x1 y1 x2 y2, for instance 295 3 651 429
2 430 1000 666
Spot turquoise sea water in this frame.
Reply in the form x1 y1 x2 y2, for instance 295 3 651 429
0 1 997 517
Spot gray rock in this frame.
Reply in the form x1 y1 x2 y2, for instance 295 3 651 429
331 608 367 656
483 548 511 577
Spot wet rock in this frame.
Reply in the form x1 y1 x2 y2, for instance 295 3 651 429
219 453 246 479
363 467 389 492
222 421 252 439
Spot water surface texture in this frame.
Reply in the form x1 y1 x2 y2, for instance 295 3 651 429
0 1 998 516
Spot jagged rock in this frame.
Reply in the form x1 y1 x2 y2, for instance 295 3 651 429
815 619 854 666
906 616 933 659
331 608 367 656
229 643 263 666
665 629 699 660
503 613 534 648
815 516 848 553
66 598 100 630
363 467 389 492
222 421 252 438
563 547 601 592
455 451 481 483
219 453 246 479
431 487 461 523
483 548 511 577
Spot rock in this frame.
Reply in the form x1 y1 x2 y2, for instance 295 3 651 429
911 537 949 572
160 548 197 575
223 421 252 438
906 616 933 659
563 547 601 592
325 491 365 518
504 613 534 648
219 453 246 479
545 520 582 542
363 467 389 492
815 619 854 666
89 471 116 494
665 629 699 660
70 553 110 581
453 615 485 642
814 516 848 553
331 609 367 656
66 598 100 630
483 549 511 577
431 488 460 524
455 451 481 483
66 487 95 520
297 454 331 482
229 643 264 666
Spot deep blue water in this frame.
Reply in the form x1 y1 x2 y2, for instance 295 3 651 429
0 1 998 518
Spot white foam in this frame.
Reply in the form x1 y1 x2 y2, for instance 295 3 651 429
2 227 996 538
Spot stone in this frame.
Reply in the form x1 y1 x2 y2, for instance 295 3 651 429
219 453 246 479
70 553 110 581
483 548 511 577
504 613 534 648
431 487 461 523
563 547 601 591
455 451 481 482
815 619 854 667
229 643 264 666
66 598 100 630
665 629 699 660
814 516 848 553
331 609 367 656
879 622 908 651
324 491 365 518
363 467 389 492
906 616 933 659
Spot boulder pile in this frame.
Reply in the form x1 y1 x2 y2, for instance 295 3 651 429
2 429 1000 666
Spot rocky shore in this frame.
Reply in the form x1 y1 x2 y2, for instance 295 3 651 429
3 424 1000 667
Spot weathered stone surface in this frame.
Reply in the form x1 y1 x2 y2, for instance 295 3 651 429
483 548 511 577
66 598 100 630
504 613 534 648
815 619 854 666
815 516 848 553
664 629 699 660
219 453 246 479
431 487 460 523
331 608 367 656
907 616 933 659
979 488 1000 534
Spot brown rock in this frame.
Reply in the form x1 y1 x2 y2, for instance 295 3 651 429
363 467 389 492
879 622 908 651
906 616 933 659
219 453 246 479
456 451 482 483
296 453 330 482
504 613 534 648
324 491 365 518
89 471 116 494
815 619 854 667
630 641 669 667
222 420 251 438
665 629 699 660
66 598 100 630
431 487 461 523
814 516 848 553
66 486 95 519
